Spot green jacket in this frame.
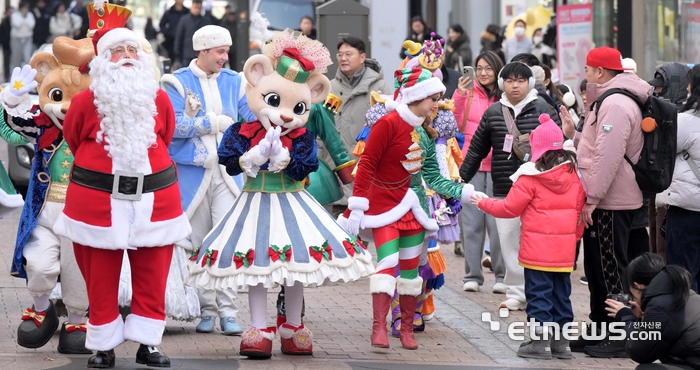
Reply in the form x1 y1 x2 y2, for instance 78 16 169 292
413 125 463 214
0 108 29 146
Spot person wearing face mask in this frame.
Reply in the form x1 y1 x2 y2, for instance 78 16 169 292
504 19 533 63
531 28 555 68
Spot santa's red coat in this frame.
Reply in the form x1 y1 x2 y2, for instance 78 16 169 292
53 88 191 250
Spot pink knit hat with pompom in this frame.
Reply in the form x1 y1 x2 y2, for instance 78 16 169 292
530 114 564 162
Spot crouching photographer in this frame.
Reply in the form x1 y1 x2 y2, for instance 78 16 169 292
605 253 700 369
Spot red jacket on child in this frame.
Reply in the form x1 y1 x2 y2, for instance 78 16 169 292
478 161 585 272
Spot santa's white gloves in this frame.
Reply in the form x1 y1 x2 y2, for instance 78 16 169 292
239 126 288 177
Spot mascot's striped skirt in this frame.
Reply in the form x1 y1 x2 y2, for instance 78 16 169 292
187 171 374 290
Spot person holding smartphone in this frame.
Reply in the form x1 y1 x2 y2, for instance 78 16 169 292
452 51 507 294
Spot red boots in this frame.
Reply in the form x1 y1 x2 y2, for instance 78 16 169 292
399 295 419 350
371 293 391 348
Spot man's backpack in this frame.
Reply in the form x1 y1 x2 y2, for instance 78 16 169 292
591 88 678 195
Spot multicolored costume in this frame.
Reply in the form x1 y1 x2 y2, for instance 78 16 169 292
0 107 26 217
340 68 475 350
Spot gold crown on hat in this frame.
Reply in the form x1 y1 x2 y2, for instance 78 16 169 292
417 32 445 71
87 2 131 33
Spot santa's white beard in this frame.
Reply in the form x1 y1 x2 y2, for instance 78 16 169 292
90 55 159 171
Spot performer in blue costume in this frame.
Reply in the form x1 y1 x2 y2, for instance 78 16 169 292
162 25 256 333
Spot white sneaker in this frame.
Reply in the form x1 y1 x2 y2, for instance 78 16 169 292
463 281 479 292
423 313 434 321
500 298 526 311
492 282 507 294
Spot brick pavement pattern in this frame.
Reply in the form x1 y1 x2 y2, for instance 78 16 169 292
0 210 639 369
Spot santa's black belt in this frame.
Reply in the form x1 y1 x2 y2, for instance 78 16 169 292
70 163 177 201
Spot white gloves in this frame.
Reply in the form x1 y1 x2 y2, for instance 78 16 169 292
205 113 234 133
185 94 202 118
239 126 288 177
461 183 489 204
346 209 364 236
8 66 37 97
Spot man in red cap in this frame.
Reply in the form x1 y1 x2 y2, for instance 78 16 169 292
53 24 191 368
560 46 650 358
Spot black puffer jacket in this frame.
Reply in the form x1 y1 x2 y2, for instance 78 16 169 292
460 94 561 197
616 271 700 369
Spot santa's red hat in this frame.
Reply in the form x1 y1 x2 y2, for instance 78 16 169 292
92 27 141 56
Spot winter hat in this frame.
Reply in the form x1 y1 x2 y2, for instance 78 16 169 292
392 68 445 105
193 25 233 51
93 27 141 56
530 113 564 162
622 58 637 74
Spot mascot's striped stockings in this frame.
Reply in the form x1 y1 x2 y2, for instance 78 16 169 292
369 226 424 350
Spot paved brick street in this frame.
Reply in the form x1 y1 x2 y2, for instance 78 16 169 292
0 209 639 369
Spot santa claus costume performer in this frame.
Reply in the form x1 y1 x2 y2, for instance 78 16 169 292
53 25 191 368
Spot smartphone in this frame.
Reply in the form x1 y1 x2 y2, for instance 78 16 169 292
462 66 475 89
162 58 172 75
606 293 630 303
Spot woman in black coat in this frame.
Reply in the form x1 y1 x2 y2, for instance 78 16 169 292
606 253 700 369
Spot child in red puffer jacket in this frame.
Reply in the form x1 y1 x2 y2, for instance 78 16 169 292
471 113 585 360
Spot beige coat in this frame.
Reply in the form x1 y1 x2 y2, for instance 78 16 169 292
320 58 392 206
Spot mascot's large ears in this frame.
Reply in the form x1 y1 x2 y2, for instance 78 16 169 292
29 52 59 85
305 73 331 105
244 54 275 87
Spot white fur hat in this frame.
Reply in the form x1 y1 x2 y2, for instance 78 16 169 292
193 25 232 51
93 27 141 56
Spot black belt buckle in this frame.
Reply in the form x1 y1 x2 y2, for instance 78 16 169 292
112 170 144 201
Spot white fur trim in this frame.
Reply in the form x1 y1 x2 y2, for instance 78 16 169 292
509 162 540 183
399 77 445 105
396 103 425 127
362 189 439 232
385 99 399 112
426 244 440 253
193 25 232 51
0 88 35 120
397 276 424 297
123 313 166 346
0 188 24 218
86 316 124 351
369 274 397 295
460 183 475 204
348 196 369 212
160 74 184 98
97 28 141 56
241 326 276 346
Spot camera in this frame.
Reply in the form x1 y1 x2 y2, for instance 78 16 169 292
606 293 630 303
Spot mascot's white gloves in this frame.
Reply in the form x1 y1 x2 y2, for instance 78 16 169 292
8 66 37 97
267 127 290 172
0 66 37 119
346 210 364 236
239 126 277 177
185 95 202 118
